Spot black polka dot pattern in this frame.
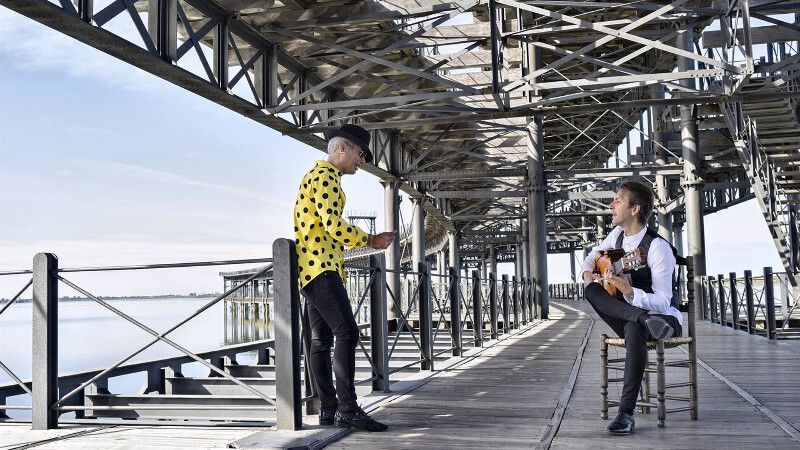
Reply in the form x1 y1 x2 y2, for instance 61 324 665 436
293 160 369 288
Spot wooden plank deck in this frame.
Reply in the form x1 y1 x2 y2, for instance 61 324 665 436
329 301 800 449
2 300 799 449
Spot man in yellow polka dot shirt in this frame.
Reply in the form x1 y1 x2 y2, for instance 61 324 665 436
294 123 396 432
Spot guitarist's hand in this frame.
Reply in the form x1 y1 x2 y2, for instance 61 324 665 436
582 271 600 286
603 268 634 298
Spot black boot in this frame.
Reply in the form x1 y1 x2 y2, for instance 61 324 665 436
319 407 336 426
334 408 388 432
644 315 674 340
607 411 635 435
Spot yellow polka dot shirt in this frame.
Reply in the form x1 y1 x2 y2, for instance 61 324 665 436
294 160 369 288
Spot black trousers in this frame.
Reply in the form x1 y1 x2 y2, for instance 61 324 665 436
300 271 360 412
584 283 682 413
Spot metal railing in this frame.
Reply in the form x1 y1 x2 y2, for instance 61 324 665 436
700 268 799 340
548 282 584 301
278 244 540 429
0 252 277 430
2 240 542 432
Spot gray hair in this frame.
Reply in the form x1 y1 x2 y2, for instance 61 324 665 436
327 136 348 155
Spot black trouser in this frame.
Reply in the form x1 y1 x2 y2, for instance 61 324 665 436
584 283 682 414
300 271 360 413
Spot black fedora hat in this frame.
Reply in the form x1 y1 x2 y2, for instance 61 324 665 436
323 124 373 163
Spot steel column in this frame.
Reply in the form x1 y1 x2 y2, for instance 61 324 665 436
501 274 510 333
419 262 434 370
412 196 426 270
527 116 549 318
489 273 498 339
489 245 497 278
449 267 462 356
677 26 707 316
32 253 58 430
472 270 483 347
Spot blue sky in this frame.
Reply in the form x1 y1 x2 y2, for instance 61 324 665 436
0 7 783 298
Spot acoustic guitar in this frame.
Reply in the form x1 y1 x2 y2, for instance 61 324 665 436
594 248 647 299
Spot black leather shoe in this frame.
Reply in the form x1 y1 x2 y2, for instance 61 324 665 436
319 407 336 426
607 411 635 435
644 315 674 340
334 408 388 432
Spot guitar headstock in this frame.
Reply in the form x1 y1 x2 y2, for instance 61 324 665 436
619 248 646 272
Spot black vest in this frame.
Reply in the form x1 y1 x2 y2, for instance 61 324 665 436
616 228 682 310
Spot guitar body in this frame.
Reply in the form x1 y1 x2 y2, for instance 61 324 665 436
593 248 646 299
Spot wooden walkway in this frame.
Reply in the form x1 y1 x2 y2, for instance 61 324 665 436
329 301 800 449
2 301 799 449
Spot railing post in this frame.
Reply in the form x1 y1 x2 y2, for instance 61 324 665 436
502 275 510 334
448 267 462 356
764 267 776 340
370 255 390 392
522 277 528 324
32 253 58 430
708 277 718 323
489 273 498 339
729 272 740 330
717 274 726 327
471 270 483 347
744 270 755 334
512 276 520 329
273 239 302 430
419 263 434 370
698 274 708 320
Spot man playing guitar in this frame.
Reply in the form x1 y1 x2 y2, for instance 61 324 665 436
581 180 682 435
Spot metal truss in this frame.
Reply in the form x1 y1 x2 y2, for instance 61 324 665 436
3 0 797 267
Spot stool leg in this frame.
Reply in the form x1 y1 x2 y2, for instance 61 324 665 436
643 368 652 414
689 344 699 420
601 335 608 420
657 340 666 427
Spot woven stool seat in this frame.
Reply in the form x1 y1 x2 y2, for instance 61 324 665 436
604 336 693 349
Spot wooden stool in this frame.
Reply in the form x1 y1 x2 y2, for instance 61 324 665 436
599 256 699 427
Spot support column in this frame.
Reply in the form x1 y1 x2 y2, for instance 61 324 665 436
596 215 605 244
652 85 673 242
569 249 577 295
677 26 707 309
488 245 497 279
383 180 401 322
527 116 549 319
411 196 426 270
448 232 459 274
521 219 530 282
481 246 488 279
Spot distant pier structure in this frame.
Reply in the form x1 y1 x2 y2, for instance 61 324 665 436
221 266 273 321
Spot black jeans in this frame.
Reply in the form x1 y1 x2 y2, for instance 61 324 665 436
584 283 682 414
300 271 360 412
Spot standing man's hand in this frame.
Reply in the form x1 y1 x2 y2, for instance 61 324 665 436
368 232 396 249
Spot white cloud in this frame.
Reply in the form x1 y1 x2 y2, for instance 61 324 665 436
0 8 167 93
72 157 292 207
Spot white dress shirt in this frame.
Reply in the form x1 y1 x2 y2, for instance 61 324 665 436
581 226 682 326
